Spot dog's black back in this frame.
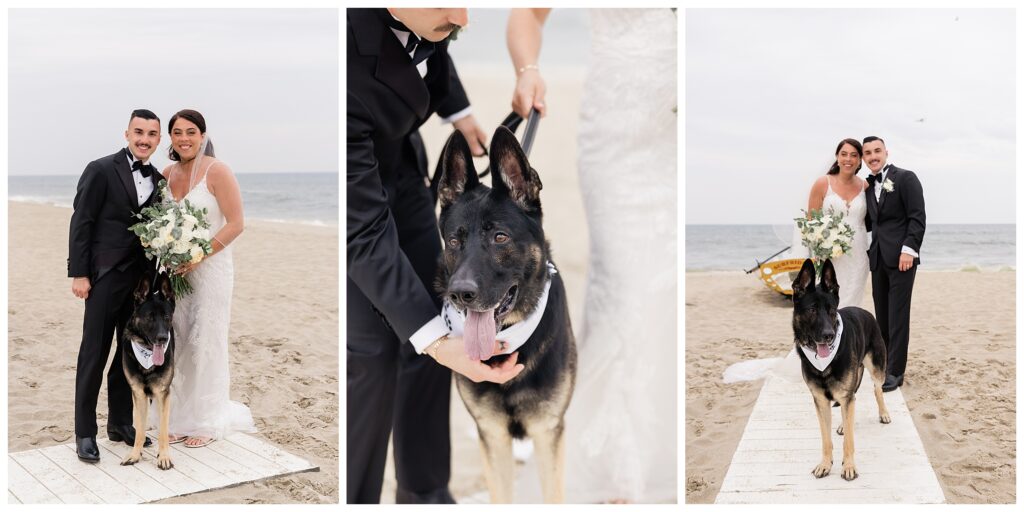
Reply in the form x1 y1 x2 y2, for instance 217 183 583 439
791 259 886 400
122 271 176 392
436 127 576 438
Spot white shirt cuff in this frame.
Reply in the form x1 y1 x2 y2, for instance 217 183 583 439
901 245 919 258
440 106 472 124
409 315 450 354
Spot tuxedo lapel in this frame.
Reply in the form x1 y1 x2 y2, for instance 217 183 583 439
113 149 141 213
867 182 879 221
877 166 896 212
369 17 430 119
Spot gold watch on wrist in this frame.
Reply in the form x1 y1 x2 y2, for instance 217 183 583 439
426 333 449 360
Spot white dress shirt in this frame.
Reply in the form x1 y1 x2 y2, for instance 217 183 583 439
126 150 155 207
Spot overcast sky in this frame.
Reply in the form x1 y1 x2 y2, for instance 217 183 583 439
686 9 1015 224
8 9 338 175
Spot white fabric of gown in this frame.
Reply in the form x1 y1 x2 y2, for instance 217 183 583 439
518 8 677 504
820 176 869 308
151 158 256 439
788 176 869 309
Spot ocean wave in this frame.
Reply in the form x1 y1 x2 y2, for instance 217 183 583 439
8 196 73 208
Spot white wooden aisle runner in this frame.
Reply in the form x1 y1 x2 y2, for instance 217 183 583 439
715 364 945 504
8 433 317 504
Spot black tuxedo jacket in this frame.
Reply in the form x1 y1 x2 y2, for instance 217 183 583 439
346 8 470 342
865 165 926 271
68 148 164 283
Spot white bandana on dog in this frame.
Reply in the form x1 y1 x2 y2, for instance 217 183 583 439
131 339 157 370
441 262 556 355
799 313 843 372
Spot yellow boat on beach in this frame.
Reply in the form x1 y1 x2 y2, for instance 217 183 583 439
745 247 806 296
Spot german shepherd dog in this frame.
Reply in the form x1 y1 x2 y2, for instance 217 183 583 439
120 271 176 470
436 127 577 503
792 258 891 481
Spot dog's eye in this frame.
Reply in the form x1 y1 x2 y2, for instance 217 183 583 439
447 237 460 249
494 232 510 244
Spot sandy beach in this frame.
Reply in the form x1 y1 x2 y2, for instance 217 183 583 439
7 201 339 503
684 270 1016 504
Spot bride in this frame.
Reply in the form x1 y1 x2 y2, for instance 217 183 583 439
507 8 677 503
155 109 256 447
800 138 869 308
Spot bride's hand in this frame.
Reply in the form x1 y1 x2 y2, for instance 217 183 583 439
513 68 547 119
174 262 199 275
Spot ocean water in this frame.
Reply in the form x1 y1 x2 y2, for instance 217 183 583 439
686 224 1016 272
8 173 338 226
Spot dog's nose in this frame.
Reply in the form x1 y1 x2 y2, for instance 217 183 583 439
448 278 479 307
156 332 170 344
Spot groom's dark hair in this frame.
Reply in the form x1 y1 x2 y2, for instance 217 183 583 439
862 135 885 146
130 109 160 124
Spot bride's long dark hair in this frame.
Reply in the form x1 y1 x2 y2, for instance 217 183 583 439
827 138 863 175
168 109 216 161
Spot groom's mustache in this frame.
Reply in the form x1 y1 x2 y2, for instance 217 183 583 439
435 22 461 33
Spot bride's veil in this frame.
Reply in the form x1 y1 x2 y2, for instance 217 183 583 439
187 134 217 193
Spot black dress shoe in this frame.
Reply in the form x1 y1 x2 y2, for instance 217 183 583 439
108 424 152 447
882 374 904 392
396 487 456 504
76 436 100 463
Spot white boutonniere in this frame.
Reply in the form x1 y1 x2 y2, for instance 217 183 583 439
882 178 895 193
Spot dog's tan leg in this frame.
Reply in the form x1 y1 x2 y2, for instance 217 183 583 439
529 421 565 503
865 354 891 424
475 421 514 503
811 393 833 478
839 398 857 480
120 390 148 466
155 391 173 470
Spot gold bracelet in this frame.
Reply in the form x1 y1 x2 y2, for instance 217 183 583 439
517 63 539 75
426 334 449 360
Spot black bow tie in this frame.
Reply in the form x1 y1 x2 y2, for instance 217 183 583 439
132 160 155 178
380 10 435 67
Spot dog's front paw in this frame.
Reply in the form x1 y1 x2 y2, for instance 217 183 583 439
879 412 891 424
157 451 174 470
121 451 142 466
840 462 858 481
812 460 832 478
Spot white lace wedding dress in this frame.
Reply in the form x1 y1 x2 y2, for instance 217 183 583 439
788 176 869 308
152 158 256 439
821 176 869 308
518 8 677 504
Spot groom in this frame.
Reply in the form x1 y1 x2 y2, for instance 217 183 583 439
68 109 165 462
863 136 926 392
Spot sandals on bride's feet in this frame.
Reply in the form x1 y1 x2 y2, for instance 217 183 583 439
183 436 214 448
166 434 186 444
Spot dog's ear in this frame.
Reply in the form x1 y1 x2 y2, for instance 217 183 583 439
156 271 175 301
820 259 840 298
134 273 152 303
437 130 479 210
489 126 542 213
792 258 816 299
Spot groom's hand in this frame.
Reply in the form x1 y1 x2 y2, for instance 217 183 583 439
452 116 488 157
898 253 914 272
71 277 91 299
430 335 525 384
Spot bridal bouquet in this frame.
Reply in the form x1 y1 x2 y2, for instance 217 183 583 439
794 208 855 276
129 181 213 296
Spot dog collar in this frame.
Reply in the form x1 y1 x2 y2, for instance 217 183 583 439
799 313 843 372
441 262 556 356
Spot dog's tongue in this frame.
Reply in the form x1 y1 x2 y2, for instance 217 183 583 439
816 342 831 359
464 309 497 361
152 344 165 366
